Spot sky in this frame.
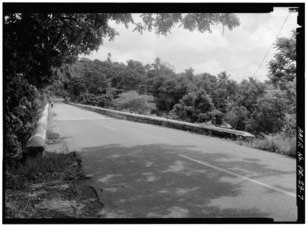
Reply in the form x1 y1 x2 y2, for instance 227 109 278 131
83 8 299 82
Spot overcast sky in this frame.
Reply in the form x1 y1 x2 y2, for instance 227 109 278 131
83 8 298 82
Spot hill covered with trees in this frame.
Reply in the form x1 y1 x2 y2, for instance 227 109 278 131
54 31 296 156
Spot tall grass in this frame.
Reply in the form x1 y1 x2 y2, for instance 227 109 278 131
6 152 79 191
238 133 296 157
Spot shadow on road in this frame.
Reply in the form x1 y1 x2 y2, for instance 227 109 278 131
77 143 278 219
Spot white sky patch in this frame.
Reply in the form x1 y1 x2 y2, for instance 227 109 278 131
191 59 224 75
83 8 298 82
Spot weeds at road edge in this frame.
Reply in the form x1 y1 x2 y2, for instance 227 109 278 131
237 134 296 157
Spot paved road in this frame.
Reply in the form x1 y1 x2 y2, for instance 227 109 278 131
50 102 297 221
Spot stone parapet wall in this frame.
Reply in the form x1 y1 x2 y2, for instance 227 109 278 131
69 102 254 140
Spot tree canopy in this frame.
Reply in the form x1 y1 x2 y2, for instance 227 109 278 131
268 31 296 112
4 13 240 87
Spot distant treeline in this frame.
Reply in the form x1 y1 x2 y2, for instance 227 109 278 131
54 32 296 140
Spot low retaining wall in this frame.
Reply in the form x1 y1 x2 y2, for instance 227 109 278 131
69 102 255 140
26 103 49 156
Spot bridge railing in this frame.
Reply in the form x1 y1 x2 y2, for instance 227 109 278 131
69 102 255 140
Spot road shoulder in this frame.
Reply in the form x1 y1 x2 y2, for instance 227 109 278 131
5 107 103 219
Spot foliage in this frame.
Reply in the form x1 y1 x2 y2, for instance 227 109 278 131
111 68 144 91
239 134 296 157
68 77 86 98
225 106 249 130
268 31 296 113
64 48 296 139
4 12 240 86
5 151 103 218
170 89 214 123
281 113 296 137
113 91 156 114
84 71 109 95
4 13 129 87
134 13 240 35
4 13 131 166
80 93 113 108
6 152 78 191
5 11 298 163
5 75 46 167
64 42 297 140
268 31 296 91
208 109 224 125
247 96 287 135
236 78 266 113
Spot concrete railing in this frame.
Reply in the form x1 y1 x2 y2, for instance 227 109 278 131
69 102 255 140
26 103 49 156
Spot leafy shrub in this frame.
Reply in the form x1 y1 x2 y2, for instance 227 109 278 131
112 91 156 114
79 93 113 108
170 89 214 123
225 106 249 130
281 113 296 137
246 96 287 134
68 77 86 98
5 74 46 167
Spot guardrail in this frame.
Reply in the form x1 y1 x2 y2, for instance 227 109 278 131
69 102 255 140
26 103 49 157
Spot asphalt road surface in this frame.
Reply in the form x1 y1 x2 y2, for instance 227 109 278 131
50 102 297 221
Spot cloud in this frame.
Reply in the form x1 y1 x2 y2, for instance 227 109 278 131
83 9 298 82
191 59 223 75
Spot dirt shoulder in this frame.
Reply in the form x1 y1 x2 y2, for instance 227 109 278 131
5 107 103 219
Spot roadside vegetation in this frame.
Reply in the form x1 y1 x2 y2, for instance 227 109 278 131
4 12 242 218
5 112 103 218
5 151 103 218
58 32 296 156
4 12 240 167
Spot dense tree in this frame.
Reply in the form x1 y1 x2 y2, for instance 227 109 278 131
4 13 130 87
236 77 266 113
115 69 144 91
170 89 214 123
183 68 195 82
268 31 296 90
195 73 217 93
247 95 287 134
146 57 175 79
158 77 179 111
92 59 114 79
84 71 109 95
68 77 86 99
211 72 238 113
268 31 296 113
126 60 146 75
225 106 249 130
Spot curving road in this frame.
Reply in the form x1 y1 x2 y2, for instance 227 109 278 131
49 102 297 221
